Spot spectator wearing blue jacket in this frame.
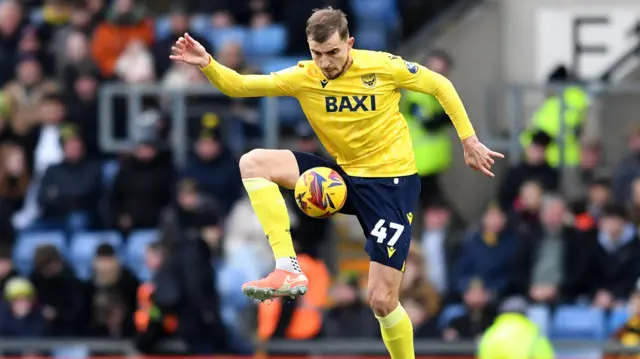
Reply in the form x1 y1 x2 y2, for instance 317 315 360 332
455 202 517 300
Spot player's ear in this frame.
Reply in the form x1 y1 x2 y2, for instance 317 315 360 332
347 37 355 48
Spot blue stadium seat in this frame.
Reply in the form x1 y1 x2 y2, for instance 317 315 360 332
155 15 172 40
260 57 302 74
551 305 606 340
438 304 466 329
350 0 400 29
69 231 124 280
13 231 67 275
277 97 305 127
189 14 210 39
247 25 288 56
353 27 388 51
205 26 249 51
126 230 160 281
527 304 551 336
608 307 629 336
51 346 90 359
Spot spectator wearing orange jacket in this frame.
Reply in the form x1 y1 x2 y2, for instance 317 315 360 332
90 0 153 78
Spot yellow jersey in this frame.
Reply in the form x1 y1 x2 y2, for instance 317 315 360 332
201 49 475 177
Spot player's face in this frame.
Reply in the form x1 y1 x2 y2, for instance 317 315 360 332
308 31 354 80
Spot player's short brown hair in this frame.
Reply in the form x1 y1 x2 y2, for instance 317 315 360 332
305 7 349 43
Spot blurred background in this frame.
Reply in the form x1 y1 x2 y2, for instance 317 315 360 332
0 0 640 358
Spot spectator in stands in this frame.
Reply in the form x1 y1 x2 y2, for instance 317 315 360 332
612 279 640 345
87 0 107 27
88 290 132 338
4 55 58 141
419 198 464 299
0 244 18 289
87 244 139 337
589 203 640 308
17 25 55 77
60 31 98 92
115 39 155 83
0 143 29 241
31 92 66 176
65 68 102 159
91 0 154 78
111 132 173 233
0 0 25 86
498 131 558 212
586 177 612 222
160 179 220 243
152 8 210 78
455 202 516 300
0 277 47 338
180 121 242 214
0 91 13 141
612 125 640 205
10 93 67 231
29 244 85 336
324 272 379 338
511 180 544 235
134 242 177 353
401 243 440 338
515 195 591 303
37 0 73 45
225 193 274 279
563 140 610 201
155 218 232 354
36 124 102 232
443 279 497 341
52 4 94 74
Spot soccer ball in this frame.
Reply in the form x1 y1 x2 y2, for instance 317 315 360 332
294 167 347 218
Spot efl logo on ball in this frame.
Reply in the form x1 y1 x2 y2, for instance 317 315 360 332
294 167 347 218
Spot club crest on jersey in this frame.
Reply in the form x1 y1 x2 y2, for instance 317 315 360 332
404 61 418 74
361 73 377 88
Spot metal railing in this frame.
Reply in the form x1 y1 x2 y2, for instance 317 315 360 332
98 84 281 165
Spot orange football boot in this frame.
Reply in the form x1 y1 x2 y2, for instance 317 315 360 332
241 269 309 301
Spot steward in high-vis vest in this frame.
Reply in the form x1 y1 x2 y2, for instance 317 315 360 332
520 66 590 167
478 298 554 359
400 50 455 207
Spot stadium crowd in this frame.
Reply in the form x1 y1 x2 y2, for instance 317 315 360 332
1 0 640 356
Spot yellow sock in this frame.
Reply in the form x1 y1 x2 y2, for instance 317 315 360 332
376 304 415 359
243 178 297 262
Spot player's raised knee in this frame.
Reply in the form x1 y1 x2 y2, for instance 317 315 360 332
239 149 299 186
368 285 398 317
239 149 270 179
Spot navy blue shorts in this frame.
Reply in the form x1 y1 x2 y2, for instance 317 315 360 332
293 151 421 271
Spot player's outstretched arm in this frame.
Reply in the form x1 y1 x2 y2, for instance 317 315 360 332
391 56 504 177
170 33 293 97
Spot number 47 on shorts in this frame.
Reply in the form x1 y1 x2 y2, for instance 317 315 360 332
370 219 405 257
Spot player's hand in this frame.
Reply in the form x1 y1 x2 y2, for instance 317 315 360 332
462 135 504 177
169 32 210 68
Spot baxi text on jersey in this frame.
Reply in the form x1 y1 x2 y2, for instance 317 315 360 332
325 95 377 113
